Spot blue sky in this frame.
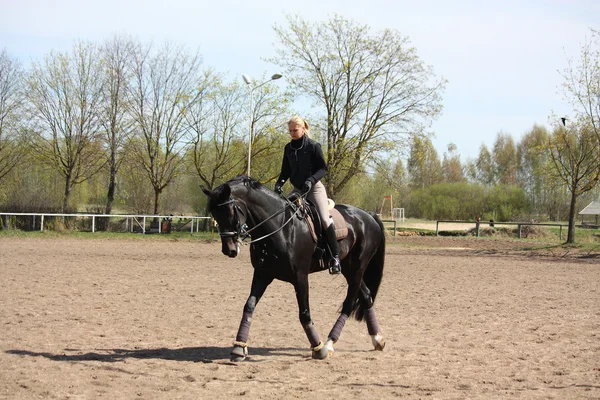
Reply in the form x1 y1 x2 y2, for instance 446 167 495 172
2 0 599 160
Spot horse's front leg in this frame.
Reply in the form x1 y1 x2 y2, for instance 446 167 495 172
231 271 273 361
294 272 329 360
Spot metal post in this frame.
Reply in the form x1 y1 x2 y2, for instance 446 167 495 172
436 221 439 236
247 89 253 177
143 216 146 234
92 216 95 233
40 215 44 231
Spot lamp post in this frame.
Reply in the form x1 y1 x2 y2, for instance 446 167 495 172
241 73 283 177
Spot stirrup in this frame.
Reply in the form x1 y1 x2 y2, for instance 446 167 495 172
329 257 341 275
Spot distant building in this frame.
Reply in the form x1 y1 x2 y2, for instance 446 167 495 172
578 201 600 226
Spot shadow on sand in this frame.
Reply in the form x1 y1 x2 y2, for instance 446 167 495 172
7 345 305 364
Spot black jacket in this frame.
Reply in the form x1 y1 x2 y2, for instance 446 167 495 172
277 135 327 190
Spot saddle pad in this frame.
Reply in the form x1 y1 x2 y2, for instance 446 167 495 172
330 208 348 240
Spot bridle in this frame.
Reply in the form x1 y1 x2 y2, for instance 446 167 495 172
214 192 305 245
214 197 248 241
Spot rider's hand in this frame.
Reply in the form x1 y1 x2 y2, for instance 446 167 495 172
274 181 284 194
302 180 313 194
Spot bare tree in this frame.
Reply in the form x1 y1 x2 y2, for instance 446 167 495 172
26 41 106 211
99 35 135 218
187 78 247 190
560 30 600 142
128 42 204 215
271 14 446 196
243 76 292 182
0 49 24 183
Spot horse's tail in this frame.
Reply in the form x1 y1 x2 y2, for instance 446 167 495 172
353 212 386 322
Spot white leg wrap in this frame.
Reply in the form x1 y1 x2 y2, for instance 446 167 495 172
325 338 335 356
370 333 385 351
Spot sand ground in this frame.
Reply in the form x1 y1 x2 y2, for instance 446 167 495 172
0 236 598 399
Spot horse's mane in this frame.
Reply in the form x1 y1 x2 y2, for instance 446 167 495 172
226 175 263 190
225 175 287 207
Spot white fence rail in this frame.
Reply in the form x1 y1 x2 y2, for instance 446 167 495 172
0 212 212 234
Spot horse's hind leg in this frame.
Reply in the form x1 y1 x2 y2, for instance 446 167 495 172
231 272 273 361
294 273 328 360
359 281 385 351
325 277 362 357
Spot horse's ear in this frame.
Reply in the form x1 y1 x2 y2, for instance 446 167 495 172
210 183 231 201
222 184 231 198
200 185 212 197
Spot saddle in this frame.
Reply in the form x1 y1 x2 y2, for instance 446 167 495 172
295 198 348 242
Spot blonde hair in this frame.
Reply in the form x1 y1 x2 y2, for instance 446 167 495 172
288 116 310 138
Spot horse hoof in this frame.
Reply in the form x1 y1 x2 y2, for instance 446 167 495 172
311 342 329 360
230 345 248 362
371 333 385 351
325 339 335 358
312 346 328 360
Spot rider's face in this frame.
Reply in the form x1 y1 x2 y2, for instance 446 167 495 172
288 123 304 140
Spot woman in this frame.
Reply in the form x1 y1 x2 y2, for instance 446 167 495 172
274 116 341 274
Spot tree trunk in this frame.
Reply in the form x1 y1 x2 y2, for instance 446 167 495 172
103 163 117 231
566 188 577 244
153 188 161 216
63 176 72 213
105 162 116 215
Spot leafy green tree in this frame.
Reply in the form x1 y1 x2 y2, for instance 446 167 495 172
187 77 247 191
0 49 25 184
410 183 485 220
26 41 106 212
549 30 600 241
117 141 155 213
492 132 518 185
270 14 446 196
407 134 442 188
547 121 600 243
475 144 495 186
486 185 530 221
99 35 136 218
441 143 465 183
463 158 478 183
517 125 551 215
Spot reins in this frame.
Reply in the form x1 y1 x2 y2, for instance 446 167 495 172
217 191 308 246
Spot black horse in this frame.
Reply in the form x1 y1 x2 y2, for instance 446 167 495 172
201 176 386 360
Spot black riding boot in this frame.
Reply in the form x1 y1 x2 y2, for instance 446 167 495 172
324 224 341 274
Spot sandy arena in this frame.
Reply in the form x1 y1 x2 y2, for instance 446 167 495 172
0 236 598 399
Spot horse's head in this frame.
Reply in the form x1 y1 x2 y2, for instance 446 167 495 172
201 182 245 258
